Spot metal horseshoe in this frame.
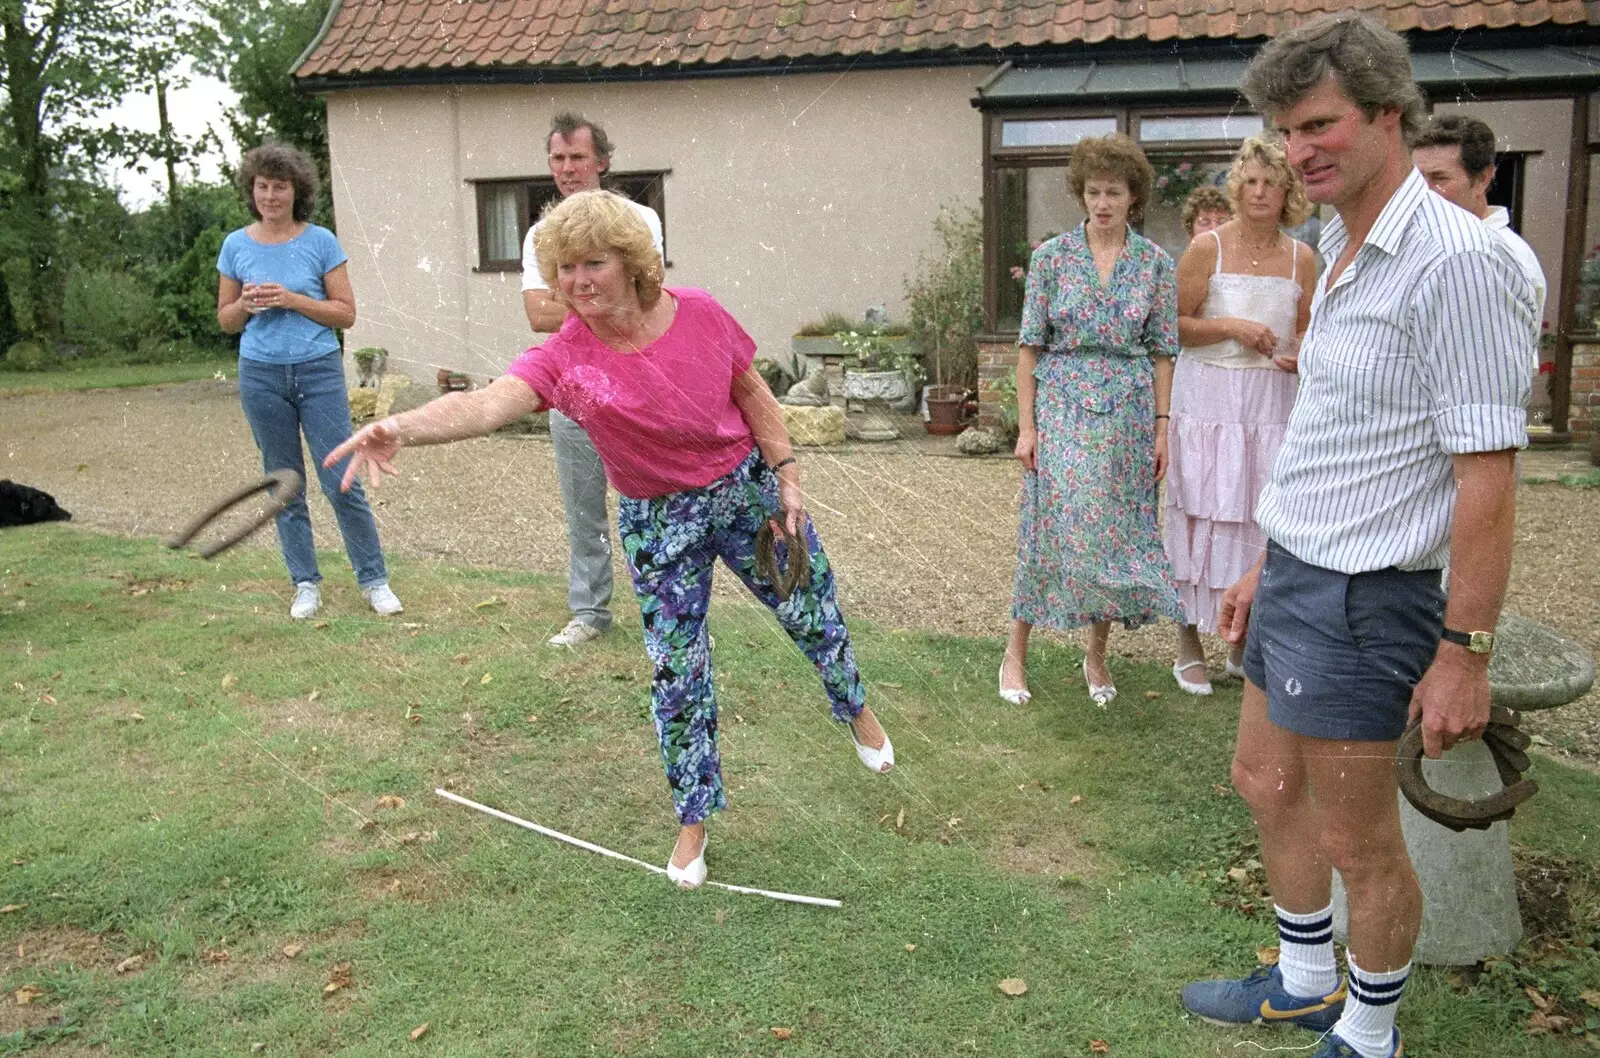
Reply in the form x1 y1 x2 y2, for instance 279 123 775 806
1395 705 1539 833
165 469 304 560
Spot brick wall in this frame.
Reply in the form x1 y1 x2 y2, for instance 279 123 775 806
1574 342 1600 445
976 338 1017 429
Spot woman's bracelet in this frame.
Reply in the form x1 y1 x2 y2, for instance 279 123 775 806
771 456 797 472
1154 414 1170 421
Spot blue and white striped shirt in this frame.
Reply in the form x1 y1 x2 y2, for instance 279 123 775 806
1256 169 1533 575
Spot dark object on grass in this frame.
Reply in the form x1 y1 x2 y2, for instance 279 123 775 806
0 480 71 526
754 520 811 603
1395 706 1538 832
166 470 304 559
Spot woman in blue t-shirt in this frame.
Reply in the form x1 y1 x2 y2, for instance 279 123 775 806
216 143 401 620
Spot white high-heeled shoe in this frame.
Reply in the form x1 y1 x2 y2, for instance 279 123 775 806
851 721 895 773
1224 656 1247 681
1082 657 1117 706
998 663 1032 705
1172 659 1214 696
666 831 707 889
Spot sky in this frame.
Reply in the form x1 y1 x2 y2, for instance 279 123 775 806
98 64 240 209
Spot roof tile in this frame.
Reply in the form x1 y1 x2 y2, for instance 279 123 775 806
295 0 1600 80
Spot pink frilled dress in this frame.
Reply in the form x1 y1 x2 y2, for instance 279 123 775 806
1164 230 1302 634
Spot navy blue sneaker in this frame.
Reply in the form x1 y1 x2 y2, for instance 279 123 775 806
1309 1029 1402 1057
1181 964 1346 1031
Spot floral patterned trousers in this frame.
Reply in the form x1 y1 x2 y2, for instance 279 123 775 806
618 449 865 825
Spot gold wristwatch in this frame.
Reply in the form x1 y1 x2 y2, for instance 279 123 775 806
1441 627 1495 655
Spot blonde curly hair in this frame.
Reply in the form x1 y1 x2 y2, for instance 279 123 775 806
533 189 663 309
1226 135 1312 228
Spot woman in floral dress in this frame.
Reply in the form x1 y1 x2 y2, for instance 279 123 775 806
1000 133 1185 707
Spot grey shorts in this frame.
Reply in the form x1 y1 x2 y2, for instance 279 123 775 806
1243 540 1445 743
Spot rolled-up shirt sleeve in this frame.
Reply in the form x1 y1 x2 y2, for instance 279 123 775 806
1412 248 1534 455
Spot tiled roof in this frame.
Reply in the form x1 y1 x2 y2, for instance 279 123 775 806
294 0 1600 82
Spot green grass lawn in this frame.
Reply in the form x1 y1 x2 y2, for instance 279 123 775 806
0 358 236 395
2 527 1596 1056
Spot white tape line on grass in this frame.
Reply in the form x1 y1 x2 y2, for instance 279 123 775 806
434 788 842 909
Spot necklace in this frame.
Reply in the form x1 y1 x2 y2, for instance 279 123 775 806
1238 231 1280 269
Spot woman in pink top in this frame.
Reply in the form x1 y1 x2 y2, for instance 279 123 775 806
327 190 893 890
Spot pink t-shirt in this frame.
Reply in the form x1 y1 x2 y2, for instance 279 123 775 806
506 288 759 499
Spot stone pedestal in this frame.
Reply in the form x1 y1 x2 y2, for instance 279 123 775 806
1332 613 1594 965
1332 740 1521 965
780 404 846 446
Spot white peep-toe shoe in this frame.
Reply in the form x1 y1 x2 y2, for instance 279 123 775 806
852 727 895 773
1082 658 1117 706
998 664 1032 705
1172 660 1214 696
666 832 707 889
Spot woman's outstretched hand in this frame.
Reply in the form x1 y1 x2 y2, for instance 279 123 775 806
325 418 403 492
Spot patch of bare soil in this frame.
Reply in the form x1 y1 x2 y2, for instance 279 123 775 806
3 381 1596 764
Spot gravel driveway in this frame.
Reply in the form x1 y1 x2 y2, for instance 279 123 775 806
4 378 1597 765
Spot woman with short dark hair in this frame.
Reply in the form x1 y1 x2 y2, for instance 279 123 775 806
216 142 401 621
1000 133 1185 708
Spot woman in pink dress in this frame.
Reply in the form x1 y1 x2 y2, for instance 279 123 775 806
1166 135 1317 691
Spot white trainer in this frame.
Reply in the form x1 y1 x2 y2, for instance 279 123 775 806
290 582 321 620
364 583 403 616
547 618 604 647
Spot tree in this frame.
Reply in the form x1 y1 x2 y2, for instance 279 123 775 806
194 0 333 222
0 0 180 340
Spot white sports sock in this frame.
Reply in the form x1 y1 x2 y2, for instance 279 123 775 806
1274 903 1340 998
1335 957 1409 1058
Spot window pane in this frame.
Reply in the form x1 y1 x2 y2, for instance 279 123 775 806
482 185 520 262
996 166 1082 330
1000 117 1118 149
1139 114 1263 143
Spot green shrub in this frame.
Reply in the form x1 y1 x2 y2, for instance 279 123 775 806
155 225 235 350
63 268 163 356
3 340 57 371
905 207 983 389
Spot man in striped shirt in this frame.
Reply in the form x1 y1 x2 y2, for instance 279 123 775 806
1179 16 1535 1058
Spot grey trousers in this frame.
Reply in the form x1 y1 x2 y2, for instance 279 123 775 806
550 409 614 630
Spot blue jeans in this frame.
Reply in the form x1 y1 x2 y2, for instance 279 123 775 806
237 351 388 588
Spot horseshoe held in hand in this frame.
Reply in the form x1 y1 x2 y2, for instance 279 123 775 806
1395 705 1539 832
755 519 811 603
166 470 304 560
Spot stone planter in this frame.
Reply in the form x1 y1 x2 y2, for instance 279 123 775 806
842 369 908 442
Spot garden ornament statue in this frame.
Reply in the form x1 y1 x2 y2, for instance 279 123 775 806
780 362 831 406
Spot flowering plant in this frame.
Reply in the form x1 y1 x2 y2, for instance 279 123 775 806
1152 159 1214 207
835 328 921 379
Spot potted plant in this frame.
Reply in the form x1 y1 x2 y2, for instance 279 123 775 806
837 327 918 406
905 208 982 434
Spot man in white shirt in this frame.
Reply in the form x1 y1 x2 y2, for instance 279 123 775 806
1179 16 1533 1058
1413 114 1548 333
521 114 664 647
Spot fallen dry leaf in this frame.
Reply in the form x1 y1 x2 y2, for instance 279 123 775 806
115 955 143 974
1527 1010 1570 1035
1213 784 1233 797
313 620 329 629
282 944 305 959
895 806 906 830
308 690 321 702
905 943 917 953
376 795 406 810
14 984 44 1005
129 712 145 722
38 693 56 706
1069 795 1084 806
0 904 25 914
769 1027 792 1040
203 949 230 964
323 962 353 997
1526 986 1554 1012
398 832 422 845
1090 1041 1111 1055
1143 690 1161 700
453 653 469 664
1227 867 1250 885
473 596 503 609
1581 989 1600 1009
998 978 1028 996
221 674 239 690
408 1022 430 1041
479 673 493 685
526 714 538 723
1256 946 1280 966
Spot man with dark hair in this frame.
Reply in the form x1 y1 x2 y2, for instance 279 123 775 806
1180 14 1534 1058
1414 114 1547 325
520 113 664 647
